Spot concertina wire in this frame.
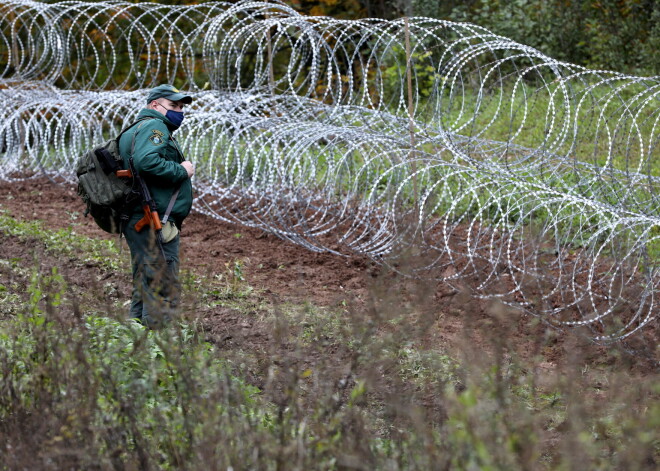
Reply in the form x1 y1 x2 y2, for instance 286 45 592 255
1 0 658 343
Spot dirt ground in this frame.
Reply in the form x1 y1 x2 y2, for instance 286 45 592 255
0 177 657 373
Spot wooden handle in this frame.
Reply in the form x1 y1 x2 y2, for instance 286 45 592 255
134 206 151 232
134 206 162 233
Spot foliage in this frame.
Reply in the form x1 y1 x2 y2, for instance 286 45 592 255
0 282 266 469
428 0 660 76
0 210 658 469
1 258 658 469
288 0 660 75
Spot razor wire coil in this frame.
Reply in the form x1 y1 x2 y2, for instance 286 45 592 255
0 0 658 343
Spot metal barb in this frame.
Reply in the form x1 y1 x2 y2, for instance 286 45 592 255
0 0 658 342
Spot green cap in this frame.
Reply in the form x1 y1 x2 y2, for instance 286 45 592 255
146 84 193 104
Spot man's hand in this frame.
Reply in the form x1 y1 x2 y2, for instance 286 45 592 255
181 161 195 178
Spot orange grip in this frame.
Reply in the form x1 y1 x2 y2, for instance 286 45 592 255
134 206 162 233
115 169 132 178
134 215 149 233
134 206 151 232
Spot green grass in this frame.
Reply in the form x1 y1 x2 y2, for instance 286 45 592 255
0 208 126 272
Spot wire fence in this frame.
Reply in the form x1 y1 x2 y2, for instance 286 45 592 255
1 0 659 341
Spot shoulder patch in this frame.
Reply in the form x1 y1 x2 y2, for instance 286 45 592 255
149 129 164 145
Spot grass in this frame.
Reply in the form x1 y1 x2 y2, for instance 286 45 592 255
0 209 126 272
0 210 658 469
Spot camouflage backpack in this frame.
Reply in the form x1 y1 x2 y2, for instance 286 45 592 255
75 118 152 233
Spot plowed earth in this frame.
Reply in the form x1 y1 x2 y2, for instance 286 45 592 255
0 177 656 374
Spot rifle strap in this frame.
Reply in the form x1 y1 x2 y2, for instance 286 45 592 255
161 186 181 225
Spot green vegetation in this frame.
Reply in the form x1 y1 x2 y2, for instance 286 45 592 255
0 209 125 272
438 0 660 77
286 0 660 77
0 286 265 469
0 210 658 469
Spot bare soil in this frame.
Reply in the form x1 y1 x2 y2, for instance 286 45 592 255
0 177 656 373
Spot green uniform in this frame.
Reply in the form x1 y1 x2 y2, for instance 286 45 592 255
119 109 193 227
118 109 193 327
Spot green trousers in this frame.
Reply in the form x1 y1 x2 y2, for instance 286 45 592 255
123 214 180 328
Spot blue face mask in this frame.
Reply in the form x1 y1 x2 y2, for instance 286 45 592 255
165 110 184 128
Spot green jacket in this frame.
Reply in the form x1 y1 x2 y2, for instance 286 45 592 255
118 109 193 229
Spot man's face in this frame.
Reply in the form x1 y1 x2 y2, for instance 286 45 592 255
152 98 185 115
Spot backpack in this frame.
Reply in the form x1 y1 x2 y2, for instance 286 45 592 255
75 118 150 233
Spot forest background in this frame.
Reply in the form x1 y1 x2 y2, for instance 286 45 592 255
152 0 660 76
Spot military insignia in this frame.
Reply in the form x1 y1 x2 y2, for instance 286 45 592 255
149 129 164 145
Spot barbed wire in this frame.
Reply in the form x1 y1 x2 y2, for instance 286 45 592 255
0 0 658 342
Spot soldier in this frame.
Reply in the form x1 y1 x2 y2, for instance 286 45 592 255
119 84 195 328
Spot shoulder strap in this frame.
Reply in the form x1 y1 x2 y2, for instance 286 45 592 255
161 186 181 224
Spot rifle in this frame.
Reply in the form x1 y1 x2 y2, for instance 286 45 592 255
125 156 168 261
